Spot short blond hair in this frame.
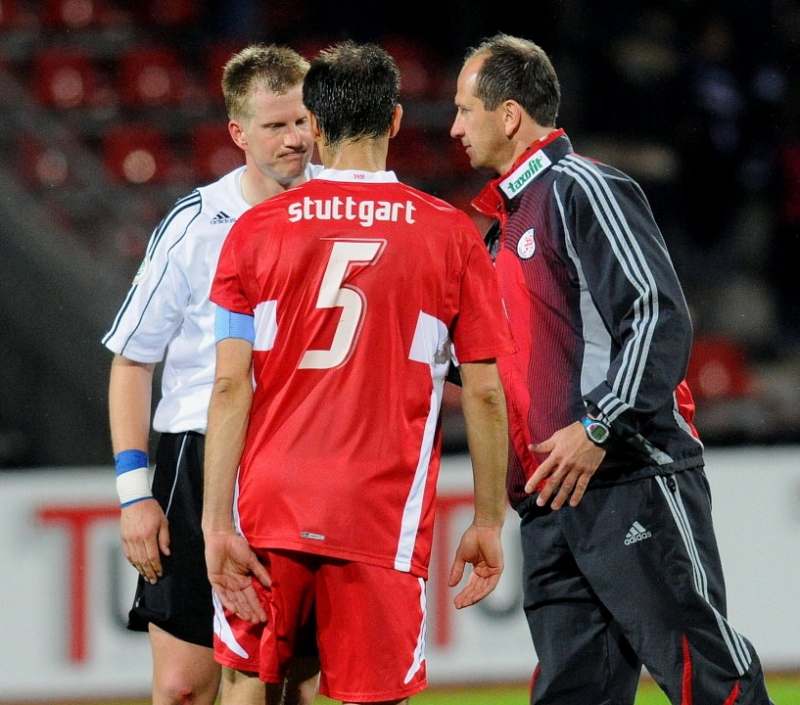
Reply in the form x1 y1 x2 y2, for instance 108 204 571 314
221 44 309 122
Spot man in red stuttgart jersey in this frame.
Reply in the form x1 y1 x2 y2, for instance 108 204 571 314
202 41 515 704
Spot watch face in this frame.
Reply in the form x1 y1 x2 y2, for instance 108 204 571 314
584 419 610 444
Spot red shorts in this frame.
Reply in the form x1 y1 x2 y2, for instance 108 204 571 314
212 577 317 673
215 549 428 702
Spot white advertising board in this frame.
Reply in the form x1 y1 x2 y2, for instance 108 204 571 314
0 447 797 701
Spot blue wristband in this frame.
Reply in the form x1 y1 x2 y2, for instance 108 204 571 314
114 449 149 475
114 449 152 506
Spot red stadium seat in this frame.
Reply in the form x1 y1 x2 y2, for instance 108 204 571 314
42 0 106 28
18 135 72 188
101 123 175 184
190 121 243 183
387 125 435 179
32 49 100 109
116 46 188 108
685 335 753 401
0 0 19 27
381 37 440 100
139 0 199 26
388 126 465 183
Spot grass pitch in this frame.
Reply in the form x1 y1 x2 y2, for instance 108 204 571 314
46 673 799 704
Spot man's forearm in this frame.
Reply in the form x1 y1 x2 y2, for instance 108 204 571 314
459 360 508 526
203 341 254 534
108 355 155 454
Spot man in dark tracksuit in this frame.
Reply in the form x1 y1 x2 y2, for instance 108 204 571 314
451 33 775 705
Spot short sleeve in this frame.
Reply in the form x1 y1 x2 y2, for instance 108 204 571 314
451 230 516 363
210 221 254 316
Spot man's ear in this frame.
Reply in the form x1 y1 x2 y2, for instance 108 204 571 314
309 112 322 141
502 100 523 138
228 119 248 150
389 103 403 138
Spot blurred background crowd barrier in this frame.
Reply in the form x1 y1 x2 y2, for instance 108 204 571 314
1 0 799 467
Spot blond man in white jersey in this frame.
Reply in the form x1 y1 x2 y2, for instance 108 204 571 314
103 44 321 705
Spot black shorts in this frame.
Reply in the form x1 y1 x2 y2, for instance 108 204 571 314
127 431 214 647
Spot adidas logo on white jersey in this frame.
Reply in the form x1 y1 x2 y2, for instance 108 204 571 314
210 210 236 225
624 521 652 545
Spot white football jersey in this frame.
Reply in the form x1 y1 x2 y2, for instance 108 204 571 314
102 163 322 433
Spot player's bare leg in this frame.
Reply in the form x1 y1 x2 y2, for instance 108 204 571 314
221 667 264 705
218 657 319 704
149 624 221 705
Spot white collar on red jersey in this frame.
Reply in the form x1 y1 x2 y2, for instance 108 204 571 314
317 168 399 183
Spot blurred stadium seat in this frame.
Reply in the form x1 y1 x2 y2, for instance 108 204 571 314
0 0 19 27
686 335 753 401
381 36 440 100
116 46 188 107
42 0 106 28
190 120 242 183
389 125 474 185
138 0 199 27
387 125 433 177
18 134 72 188
101 122 175 183
32 48 101 109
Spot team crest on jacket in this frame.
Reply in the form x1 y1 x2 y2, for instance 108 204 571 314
517 229 536 259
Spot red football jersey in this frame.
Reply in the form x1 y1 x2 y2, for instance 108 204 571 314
212 170 514 578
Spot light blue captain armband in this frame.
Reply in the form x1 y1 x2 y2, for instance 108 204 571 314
214 305 255 344
114 449 153 507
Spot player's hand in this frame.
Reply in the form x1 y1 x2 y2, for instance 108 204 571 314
120 498 169 584
448 523 504 609
527 421 605 509
204 531 271 623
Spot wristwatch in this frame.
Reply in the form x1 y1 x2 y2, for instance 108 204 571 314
581 416 611 445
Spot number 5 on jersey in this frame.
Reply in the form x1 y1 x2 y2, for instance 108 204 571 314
299 239 386 370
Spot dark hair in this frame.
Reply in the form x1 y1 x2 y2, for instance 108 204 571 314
222 44 309 122
303 41 400 149
465 33 560 127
